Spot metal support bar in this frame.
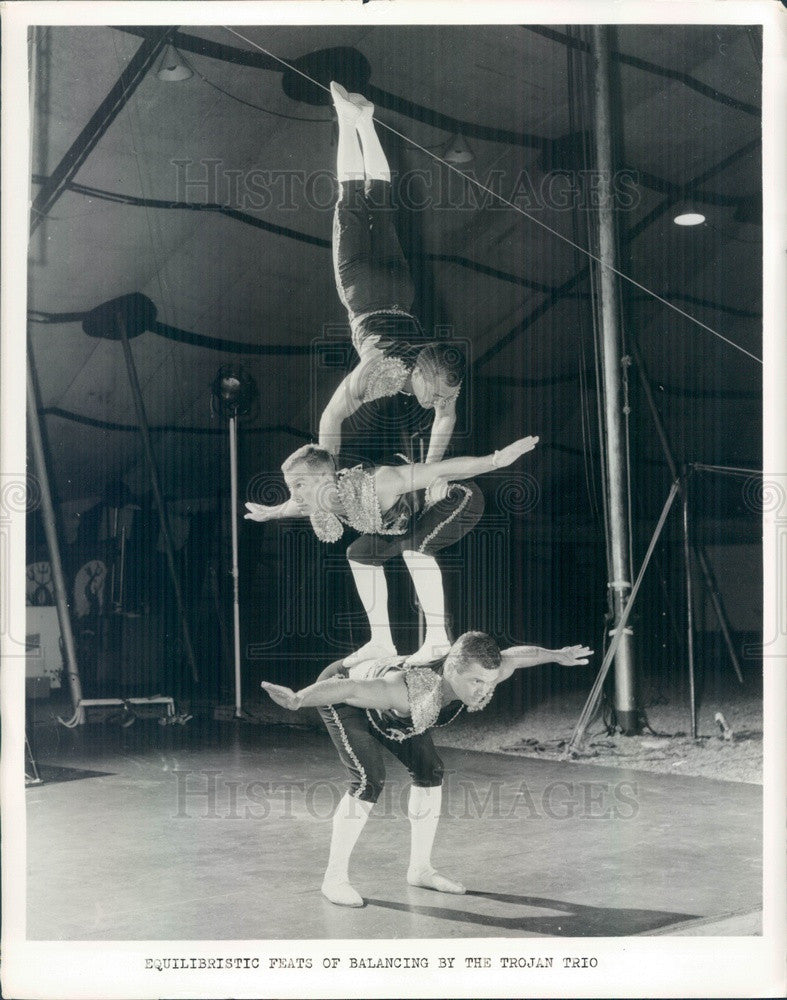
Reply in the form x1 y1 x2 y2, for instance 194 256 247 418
590 24 638 734
229 414 243 717
115 309 199 683
30 29 175 233
26 360 85 722
681 472 697 739
694 541 745 685
567 481 680 755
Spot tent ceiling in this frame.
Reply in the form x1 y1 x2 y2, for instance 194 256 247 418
28 23 762 505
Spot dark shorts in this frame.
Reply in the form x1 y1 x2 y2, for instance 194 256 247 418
316 662 444 803
333 179 418 329
346 481 484 566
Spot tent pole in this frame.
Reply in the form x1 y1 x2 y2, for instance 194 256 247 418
114 309 199 684
26 359 85 722
590 25 638 734
681 470 698 738
228 413 243 718
567 481 680 755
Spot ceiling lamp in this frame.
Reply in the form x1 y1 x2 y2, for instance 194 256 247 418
156 44 192 83
443 133 474 165
673 212 706 227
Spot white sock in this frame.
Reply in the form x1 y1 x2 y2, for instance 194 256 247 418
348 560 396 651
401 550 451 661
406 786 465 893
322 792 373 905
355 113 391 184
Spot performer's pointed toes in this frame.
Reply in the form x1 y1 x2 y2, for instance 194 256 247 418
330 81 363 121
321 877 364 907
343 641 398 666
407 866 466 894
347 91 374 115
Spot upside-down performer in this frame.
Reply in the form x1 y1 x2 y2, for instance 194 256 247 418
245 435 539 664
261 632 592 906
319 81 464 463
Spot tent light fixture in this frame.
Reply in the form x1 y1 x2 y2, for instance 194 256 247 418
673 212 706 227
157 44 193 83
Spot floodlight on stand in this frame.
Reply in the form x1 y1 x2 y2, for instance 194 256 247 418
211 364 257 418
156 44 192 82
211 365 257 720
443 132 474 165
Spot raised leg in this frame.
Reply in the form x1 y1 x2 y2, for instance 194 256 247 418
354 100 391 184
406 785 465 894
331 82 365 182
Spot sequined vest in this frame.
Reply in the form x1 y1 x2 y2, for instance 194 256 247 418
350 656 465 742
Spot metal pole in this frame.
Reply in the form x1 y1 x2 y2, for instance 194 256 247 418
568 480 680 754
26 362 85 722
590 24 638 734
628 338 680 483
115 309 199 683
229 413 243 717
417 434 426 649
681 472 697 738
694 541 745 685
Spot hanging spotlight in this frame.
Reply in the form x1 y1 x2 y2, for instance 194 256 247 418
156 44 192 82
443 132 474 165
673 212 706 227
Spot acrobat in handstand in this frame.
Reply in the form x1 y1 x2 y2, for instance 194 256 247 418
261 633 592 906
245 434 539 664
319 81 463 463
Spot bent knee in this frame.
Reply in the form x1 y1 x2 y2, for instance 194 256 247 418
347 538 384 566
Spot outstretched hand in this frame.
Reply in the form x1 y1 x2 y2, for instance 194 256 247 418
554 645 593 666
245 502 278 522
493 436 539 468
260 681 303 710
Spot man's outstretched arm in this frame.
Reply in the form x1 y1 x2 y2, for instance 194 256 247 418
261 673 410 713
374 434 539 511
244 497 304 521
496 644 593 682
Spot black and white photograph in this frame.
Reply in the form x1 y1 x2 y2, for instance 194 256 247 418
1 2 785 998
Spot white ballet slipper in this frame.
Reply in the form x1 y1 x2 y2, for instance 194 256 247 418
343 640 398 666
347 90 374 115
407 866 466 894
330 82 363 121
321 876 364 907
404 638 451 665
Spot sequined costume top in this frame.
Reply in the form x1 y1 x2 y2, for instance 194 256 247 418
337 466 410 535
351 309 432 405
346 655 471 742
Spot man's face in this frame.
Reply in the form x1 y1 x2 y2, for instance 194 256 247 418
411 363 460 411
284 464 334 515
446 660 499 708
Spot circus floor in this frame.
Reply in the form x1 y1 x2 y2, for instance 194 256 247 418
24 718 761 940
